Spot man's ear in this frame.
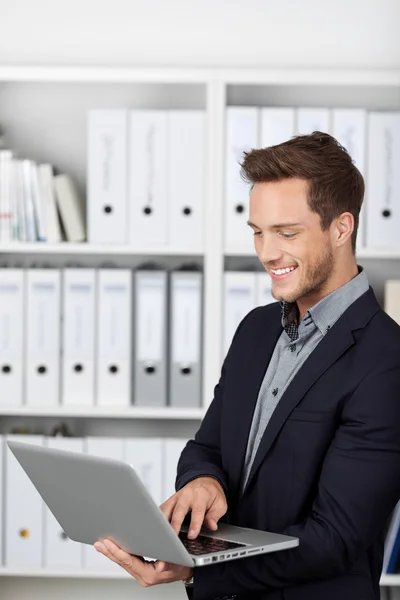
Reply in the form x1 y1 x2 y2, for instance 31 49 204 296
335 212 354 248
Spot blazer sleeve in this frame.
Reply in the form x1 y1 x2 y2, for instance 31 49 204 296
192 360 400 599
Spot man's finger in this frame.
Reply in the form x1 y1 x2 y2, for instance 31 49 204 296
204 500 227 530
155 560 169 572
188 505 207 538
98 539 135 571
170 501 191 535
159 496 177 522
204 515 218 530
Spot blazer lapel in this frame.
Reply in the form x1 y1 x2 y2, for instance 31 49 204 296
242 318 354 495
242 287 380 495
226 305 283 498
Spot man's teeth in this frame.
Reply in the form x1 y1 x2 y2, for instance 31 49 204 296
271 267 297 275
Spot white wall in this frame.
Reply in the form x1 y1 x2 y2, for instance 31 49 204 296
0 0 399 69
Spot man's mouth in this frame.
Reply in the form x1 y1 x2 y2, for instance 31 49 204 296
269 266 298 280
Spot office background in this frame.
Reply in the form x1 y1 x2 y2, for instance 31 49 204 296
1 1 400 599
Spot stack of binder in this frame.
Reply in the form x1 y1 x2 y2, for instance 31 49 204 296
87 109 206 248
0 266 203 409
1 434 188 569
225 106 400 251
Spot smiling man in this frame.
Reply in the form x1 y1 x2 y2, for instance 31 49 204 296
95 132 400 600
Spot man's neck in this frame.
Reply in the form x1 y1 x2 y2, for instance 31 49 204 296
296 261 359 322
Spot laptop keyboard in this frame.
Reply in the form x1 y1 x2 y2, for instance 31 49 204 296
178 531 247 556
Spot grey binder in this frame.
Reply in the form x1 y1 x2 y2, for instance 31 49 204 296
134 270 167 407
169 271 203 408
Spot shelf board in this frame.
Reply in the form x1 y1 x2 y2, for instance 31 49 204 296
0 66 399 87
0 405 205 420
0 566 130 579
222 68 400 87
0 567 398 584
0 66 211 84
380 574 400 586
0 242 203 257
225 247 400 260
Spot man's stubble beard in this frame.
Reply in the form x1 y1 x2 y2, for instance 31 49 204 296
271 243 335 305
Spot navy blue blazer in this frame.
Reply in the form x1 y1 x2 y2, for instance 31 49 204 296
176 287 400 600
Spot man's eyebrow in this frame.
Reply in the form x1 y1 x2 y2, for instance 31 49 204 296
247 221 303 229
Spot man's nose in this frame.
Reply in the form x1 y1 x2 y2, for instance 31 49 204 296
256 234 283 265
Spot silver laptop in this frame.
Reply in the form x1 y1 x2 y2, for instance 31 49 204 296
7 440 299 567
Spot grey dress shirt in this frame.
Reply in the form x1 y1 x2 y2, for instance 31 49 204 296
241 266 370 492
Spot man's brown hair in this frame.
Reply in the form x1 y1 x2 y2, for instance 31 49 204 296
240 131 364 253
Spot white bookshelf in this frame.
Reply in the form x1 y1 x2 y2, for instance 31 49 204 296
1 65 400 594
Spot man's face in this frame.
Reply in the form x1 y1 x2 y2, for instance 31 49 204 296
248 178 334 304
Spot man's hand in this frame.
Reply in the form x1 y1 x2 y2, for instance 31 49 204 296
93 476 227 586
160 476 228 539
94 539 193 586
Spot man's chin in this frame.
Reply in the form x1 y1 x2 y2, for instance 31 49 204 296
272 288 299 304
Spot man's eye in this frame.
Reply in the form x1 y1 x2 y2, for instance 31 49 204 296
280 232 296 239
253 231 262 236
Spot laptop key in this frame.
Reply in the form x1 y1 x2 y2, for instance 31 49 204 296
178 531 247 556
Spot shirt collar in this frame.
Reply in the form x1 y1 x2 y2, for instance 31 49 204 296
280 265 369 336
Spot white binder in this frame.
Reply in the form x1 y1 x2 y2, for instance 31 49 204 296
134 270 167 407
5 435 44 567
87 110 128 244
25 269 61 407
96 269 132 407
225 107 259 250
332 109 367 173
332 109 367 250
44 437 84 569
260 108 295 147
256 272 275 307
224 272 257 357
125 438 163 506
296 108 331 135
384 280 400 324
168 110 205 248
366 112 400 249
62 269 96 407
128 110 168 246
169 271 202 408
83 438 125 571
0 269 24 406
163 438 188 502
0 435 3 566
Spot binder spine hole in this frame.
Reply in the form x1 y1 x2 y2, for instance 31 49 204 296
109 365 119 374
37 365 47 374
183 207 192 216
235 204 244 214
2 365 11 374
143 206 152 215
145 366 156 374
382 209 391 218
60 531 68 540
19 528 30 538
181 367 192 375
74 364 84 373
103 205 113 214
